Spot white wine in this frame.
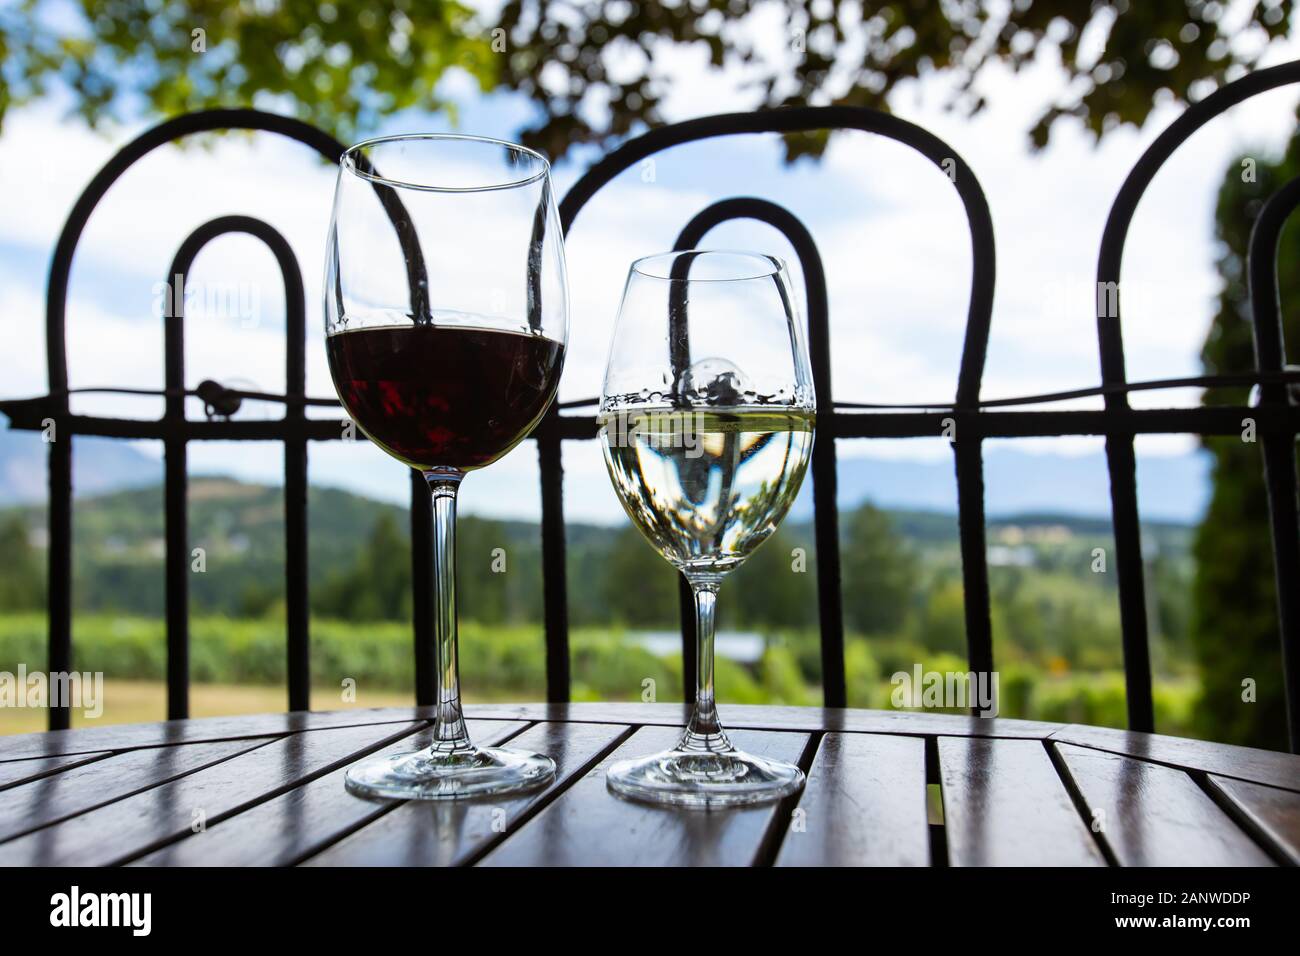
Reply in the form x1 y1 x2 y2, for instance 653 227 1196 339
599 407 815 578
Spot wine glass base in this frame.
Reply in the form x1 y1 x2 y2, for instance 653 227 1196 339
606 746 805 808
345 746 555 801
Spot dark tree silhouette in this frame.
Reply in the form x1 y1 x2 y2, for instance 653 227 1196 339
841 501 916 635
1193 126 1300 750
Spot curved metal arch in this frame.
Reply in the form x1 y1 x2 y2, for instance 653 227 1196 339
665 197 847 705
160 215 310 719
40 108 434 725
560 107 997 408
41 111 344 727
48 110 334 397
548 110 999 702
1094 59 1300 734
1247 178 1300 750
1097 60 1300 376
1248 177 1300 391
45 108 432 396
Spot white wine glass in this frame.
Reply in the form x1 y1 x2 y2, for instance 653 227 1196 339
325 134 568 799
598 250 815 807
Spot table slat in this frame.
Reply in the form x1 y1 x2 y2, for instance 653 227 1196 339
0 751 111 790
1053 743 1275 866
1049 724 1300 791
0 707 461 760
305 721 629 867
458 703 1060 739
938 737 1105 866
0 721 424 865
0 737 275 844
480 726 808 867
130 719 529 866
1203 775 1300 865
775 732 928 867
0 705 1060 760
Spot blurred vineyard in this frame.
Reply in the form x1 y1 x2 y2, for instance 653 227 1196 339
0 477 1205 738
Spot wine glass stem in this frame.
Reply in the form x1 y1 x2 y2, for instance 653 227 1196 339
426 470 472 753
682 577 730 752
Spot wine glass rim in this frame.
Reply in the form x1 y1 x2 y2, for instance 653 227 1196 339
340 133 551 193
630 250 787 282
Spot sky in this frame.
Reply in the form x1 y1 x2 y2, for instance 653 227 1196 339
1 3 1299 523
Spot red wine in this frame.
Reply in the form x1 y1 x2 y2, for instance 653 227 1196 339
327 323 564 470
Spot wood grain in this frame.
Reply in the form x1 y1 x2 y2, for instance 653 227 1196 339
0 751 111 790
131 719 528 866
1054 743 1275 866
775 732 929 866
1049 724 1300 791
304 721 630 867
0 704 1288 867
459 703 1060 740
0 721 424 865
0 706 451 760
938 737 1105 866
479 725 808 866
1204 775 1300 865
0 704 1059 759
0 737 275 843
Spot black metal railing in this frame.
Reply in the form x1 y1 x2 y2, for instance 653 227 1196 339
2 66 1298 750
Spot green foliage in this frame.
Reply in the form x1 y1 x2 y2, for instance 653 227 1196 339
0 514 43 611
314 511 412 622
0 481 1207 736
841 502 917 635
728 529 817 631
0 1 1294 158
596 526 679 629
0 0 494 146
1192 130 1300 751
909 578 967 656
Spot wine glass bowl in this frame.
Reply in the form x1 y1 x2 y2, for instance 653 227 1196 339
325 133 567 800
598 250 815 807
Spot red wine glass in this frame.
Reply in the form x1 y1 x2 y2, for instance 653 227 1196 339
325 134 567 799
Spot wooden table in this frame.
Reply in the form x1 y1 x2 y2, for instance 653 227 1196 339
0 703 1296 866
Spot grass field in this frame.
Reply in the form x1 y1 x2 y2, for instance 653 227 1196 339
0 680 425 735
0 613 1203 738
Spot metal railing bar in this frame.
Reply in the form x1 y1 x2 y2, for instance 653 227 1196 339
12 368 1293 422
558 106 998 703
548 406 1298 441
556 107 997 409
837 371 1300 409
38 108 433 731
39 111 348 732
162 216 310 718
1246 177 1300 753
1095 60 1300 734
536 411 571 702
7 403 1295 444
667 196 847 706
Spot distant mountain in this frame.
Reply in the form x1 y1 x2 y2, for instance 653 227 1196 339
788 447 1210 524
0 420 1209 523
0 475 1191 624
0 429 160 506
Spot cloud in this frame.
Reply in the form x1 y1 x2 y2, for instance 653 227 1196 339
3 40 1299 520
